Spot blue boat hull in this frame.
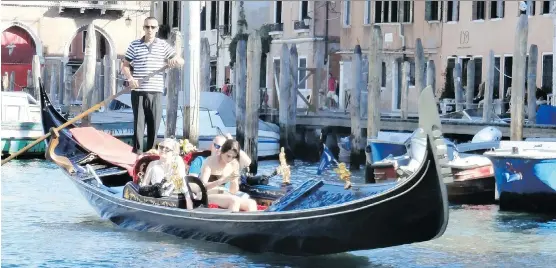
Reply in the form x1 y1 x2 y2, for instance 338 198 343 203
369 141 407 163
490 157 556 213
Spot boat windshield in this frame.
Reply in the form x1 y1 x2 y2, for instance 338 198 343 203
441 108 503 122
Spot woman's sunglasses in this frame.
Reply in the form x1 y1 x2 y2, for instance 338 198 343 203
158 145 173 153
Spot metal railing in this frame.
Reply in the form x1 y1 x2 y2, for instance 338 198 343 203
268 23 284 32
293 20 310 30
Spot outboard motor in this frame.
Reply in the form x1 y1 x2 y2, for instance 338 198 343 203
471 126 502 143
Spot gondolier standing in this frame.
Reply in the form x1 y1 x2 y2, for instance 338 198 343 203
122 17 182 153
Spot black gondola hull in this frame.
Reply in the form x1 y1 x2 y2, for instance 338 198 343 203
40 84 449 256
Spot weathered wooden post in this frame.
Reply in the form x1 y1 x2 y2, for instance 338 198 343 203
9 71 15 92
453 62 464 111
368 26 383 140
527 44 538 123
415 38 426 92
58 60 66 105
182 1 201 145
64 66 72 105
235 39 247 149
510 14 529 141
245 31 262 173
49 66 58 105
510 14 528 141
94 62 103 105
199 38 211 91
483 50 495 122
311 42 325 112
365 26 383 183
288 44 298 158
26 70 32 93
279 43 293 160
2 72 9 91
426 60 436 97
350 45 363 170
400 61 410 119
103 55 116 100
466 59 476 109
165 29 183 138
81 24 97 126
32 55 41 100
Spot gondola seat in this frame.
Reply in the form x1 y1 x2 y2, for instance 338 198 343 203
131 154 161 184
122 182 181 208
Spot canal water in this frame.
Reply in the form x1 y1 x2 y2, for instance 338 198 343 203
2 159 556 267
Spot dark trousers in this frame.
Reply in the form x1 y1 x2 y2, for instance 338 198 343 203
131 91 162 153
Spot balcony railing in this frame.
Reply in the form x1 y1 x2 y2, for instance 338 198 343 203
1 1 146 11
57 1 129 14
268 23 284 32
294 20 310 30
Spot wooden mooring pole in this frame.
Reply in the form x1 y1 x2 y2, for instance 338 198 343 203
288 44 298 159
365 26 382 183
466 59 476 109
279 44 294 161
245 31 262 173
427 60 436 97
453 63 464 111
32 55 41 100
9 71 15 92
483 50 495 122
81 23 97 126
182 1 201 145
200 38 211 91
235 39 247 149
350 45 363 170
2 72 9 91
165 29 183 138
527 44 538 124
414 38 426 92
510 14 528 141
63 66 72 106
400 61 410 119
367 26 383 139
103 55 116 100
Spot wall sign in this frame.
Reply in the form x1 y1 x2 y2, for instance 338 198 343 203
459 30 470 45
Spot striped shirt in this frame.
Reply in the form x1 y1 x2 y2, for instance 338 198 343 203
125 37 176 92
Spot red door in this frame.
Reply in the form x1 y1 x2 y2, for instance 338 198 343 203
1 26 36 91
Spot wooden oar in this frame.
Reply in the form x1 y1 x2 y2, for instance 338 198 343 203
1 65 170 166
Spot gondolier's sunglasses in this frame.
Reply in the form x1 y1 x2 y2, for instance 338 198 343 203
213 143 223 150
143 25 158 29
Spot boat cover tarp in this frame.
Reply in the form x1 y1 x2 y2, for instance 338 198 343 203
114 91 279 133
70 127 137 174
536 105 556 125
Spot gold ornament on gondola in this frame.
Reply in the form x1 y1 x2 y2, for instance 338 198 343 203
276 147 291 186
334 162 352 189
169 161 184 194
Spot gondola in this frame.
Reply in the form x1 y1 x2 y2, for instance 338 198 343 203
39 83 450 256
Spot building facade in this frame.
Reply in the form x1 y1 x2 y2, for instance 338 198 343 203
339 0 554 114
149 1 271 91
1 1 150 90
266 1 342 109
